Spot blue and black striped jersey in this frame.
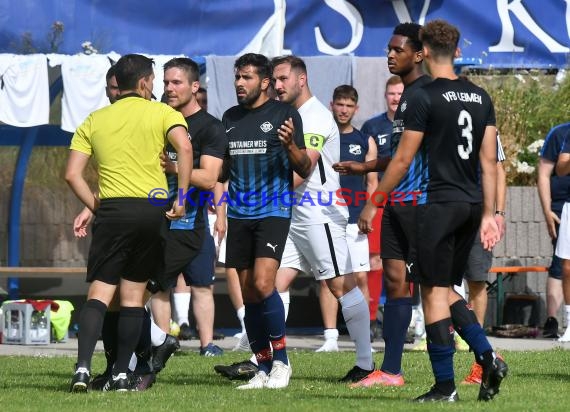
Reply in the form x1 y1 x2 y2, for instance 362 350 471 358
222 99 305 219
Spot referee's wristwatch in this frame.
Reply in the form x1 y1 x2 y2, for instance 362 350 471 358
495 210 506 217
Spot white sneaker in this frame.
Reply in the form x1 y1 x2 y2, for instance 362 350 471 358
265 360 292 389
558 328 570 342
236 371 268 389
233 332 251 352
315 339 339 352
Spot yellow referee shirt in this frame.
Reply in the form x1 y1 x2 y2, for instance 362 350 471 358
70 94 187 199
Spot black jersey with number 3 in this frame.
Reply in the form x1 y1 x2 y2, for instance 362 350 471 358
405 78 496 203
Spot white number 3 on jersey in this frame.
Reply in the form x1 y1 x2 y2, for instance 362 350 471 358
457 110 473 160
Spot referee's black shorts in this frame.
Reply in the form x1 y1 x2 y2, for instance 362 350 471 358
87 198 167 285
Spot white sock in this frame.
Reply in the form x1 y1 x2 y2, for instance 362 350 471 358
128 353 137 372
236 306 246 333
151 320 167 347
324 328 339 341
565 305 570 325
279 291 290 322
339 287 374 370
454 280 466 299
249 353 258 366
172 292 191 326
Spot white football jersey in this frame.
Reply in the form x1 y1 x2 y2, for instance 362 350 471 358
294 96 349 224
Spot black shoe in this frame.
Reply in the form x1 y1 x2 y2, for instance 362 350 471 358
128 372 156 391
478 356 508 401
178 323 194 341
103 373 130 392
69 367 90 393
152 334 180 373
543 316 559 338
88 372 111 391
414 386 459 402
214 360 258 380
339 365 374 383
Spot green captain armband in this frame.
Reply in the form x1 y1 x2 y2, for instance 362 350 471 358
304 133 325 151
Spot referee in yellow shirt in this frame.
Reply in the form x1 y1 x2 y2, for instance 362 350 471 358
65 54 192 392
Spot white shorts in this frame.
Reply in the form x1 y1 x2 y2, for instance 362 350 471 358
555 202 570 259
280 221 352 280
208 214 227 264
346 223 370 272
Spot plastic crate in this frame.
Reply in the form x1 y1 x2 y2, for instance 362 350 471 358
1 302 51 345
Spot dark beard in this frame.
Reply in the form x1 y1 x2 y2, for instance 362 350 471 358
237 86 262 107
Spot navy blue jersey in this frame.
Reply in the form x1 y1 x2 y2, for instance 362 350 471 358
339 129 369 223
405 78 496 203
540 122 570 213
222 99 305 219
165 109 228 230
391 75 432 203
361 112 392 179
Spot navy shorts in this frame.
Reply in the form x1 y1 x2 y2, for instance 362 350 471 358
181 230 217 287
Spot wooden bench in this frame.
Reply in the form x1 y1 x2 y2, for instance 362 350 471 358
486 266 549 326
0 266 227 278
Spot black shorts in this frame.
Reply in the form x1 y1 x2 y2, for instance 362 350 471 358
87 198 167 285
158 227 205 290
380 204 418 278
182 230 217 287
226 216 291 270
416 202 481 287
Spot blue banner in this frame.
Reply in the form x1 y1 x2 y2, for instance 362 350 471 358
0 0 568 68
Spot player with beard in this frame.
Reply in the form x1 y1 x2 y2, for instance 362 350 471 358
222 53 310 390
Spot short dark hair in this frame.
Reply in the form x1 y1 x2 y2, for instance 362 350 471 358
271 55 307 74
234 53 272 80
332 84 358 103
197 87 207 94
393 22 423 52
114 54 154 90
420 19 460 60
163 57 200 83
106 65 116 81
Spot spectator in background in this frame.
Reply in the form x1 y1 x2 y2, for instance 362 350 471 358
538 122 570 339
196 87 208 111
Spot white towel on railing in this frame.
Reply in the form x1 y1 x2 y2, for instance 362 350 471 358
0 54 49 127
48 54 113 132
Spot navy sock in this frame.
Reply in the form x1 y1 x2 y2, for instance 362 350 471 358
101 311 119 374
450 300 492 364
426 318 456 394
245 302 272 373
77 299 107 371
263 289 288 365
113 307 145 376
380 297 412 374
